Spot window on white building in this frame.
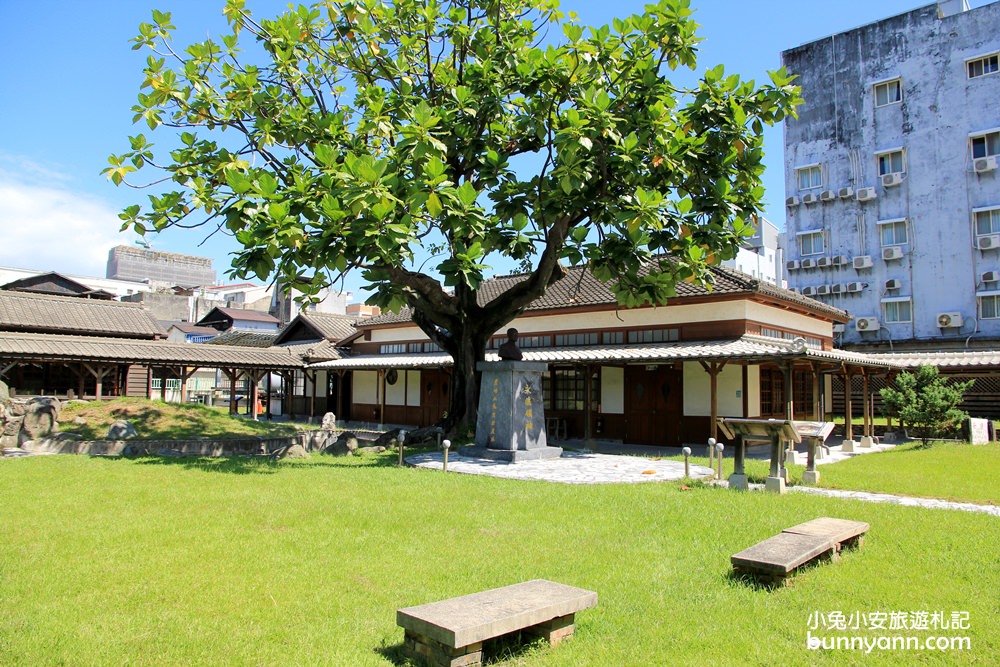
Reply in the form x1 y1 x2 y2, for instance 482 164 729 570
878 219 908 246
796 164 822 190
975 208 1000 236
799 231 825 256
968 54 999 79
877 149 905 176
874 79 902 107
980 293 1000 319
882 298 912 323
971 130 1000 159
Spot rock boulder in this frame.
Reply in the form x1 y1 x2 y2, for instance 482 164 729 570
106 420 139 440
18 397 61 446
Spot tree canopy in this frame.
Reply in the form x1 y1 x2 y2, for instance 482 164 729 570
106 0 801 430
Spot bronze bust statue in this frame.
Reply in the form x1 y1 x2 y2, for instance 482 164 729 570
497 327 523 361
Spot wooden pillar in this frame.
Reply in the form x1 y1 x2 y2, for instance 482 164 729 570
308 370 318 421
78 362 86 399
583 365 593 442
862 370 871 438
285 372 296 420
247 370 263 421
159 367 167 402
811 363 821 421
700 361 726 442
783 362 794 421
266 372 273 421
844 369 854 441
83 363 114 401
146 366 153 400
222 368 239 415
379 369 386 426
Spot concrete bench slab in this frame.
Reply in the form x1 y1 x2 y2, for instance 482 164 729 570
783 517 869 550
397 579 597 667
731 532 836 584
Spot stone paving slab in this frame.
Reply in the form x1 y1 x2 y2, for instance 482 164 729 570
790 485 1000 517
406 451 714 484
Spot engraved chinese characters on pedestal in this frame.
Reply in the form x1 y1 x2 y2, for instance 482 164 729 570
463 359 562 462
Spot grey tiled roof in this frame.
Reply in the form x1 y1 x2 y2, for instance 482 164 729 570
297 312 358 342
869 349 1000 369
0 331 308 369
204 330 280 348
0 290 165 338
308 335 900 370
359 263 848 327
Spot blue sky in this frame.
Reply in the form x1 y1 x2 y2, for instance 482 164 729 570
0 0 980 297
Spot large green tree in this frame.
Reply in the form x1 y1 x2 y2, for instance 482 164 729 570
106 0 800 432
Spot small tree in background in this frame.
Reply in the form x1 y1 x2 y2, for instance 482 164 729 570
880 365 973 445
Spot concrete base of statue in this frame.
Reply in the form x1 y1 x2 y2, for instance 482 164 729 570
459 361 563 462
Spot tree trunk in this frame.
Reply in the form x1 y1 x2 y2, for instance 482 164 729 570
446 324 491 438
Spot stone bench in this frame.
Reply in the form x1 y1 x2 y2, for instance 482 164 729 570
783 517 869 552
732 517 869 585
396 579 598 667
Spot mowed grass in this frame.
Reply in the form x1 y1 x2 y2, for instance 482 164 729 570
57 398 302 440
814 442 1000 505
1 453 998 666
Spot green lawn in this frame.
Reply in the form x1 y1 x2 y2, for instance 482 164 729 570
813 442 1000 505
57 398 304 440
1 453 997 666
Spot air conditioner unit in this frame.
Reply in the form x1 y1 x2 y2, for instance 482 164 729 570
974 156 998 173
882 246 904 261
978 235 1000 250
884 278 901 290
801 258 818 269
855 317 880 332
820 189 837 202
881 172 904 187
802 286 817 296
853 255 874 269
789 287 801 294
838 187 855 199
847 282 864 292
937 312 963 328
817 257 832 268
831 283 846 294
816 284 831 295
856 187 877 201
802 193 819 205
832 323 846 333
832 255 848 266
786 260 801 271
786 195 801 207
982 271 999 283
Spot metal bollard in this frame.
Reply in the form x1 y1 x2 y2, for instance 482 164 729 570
707 437 717 468
398 430 407 467
442 439 451 473
715 442 724 480
682 446 691 479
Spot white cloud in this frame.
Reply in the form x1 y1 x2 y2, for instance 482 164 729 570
0 167 124 277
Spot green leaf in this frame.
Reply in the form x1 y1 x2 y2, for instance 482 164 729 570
426 192 443 217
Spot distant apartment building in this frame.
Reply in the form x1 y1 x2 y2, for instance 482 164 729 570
781 0 1000 350
722 217 782 285
106 245 216 289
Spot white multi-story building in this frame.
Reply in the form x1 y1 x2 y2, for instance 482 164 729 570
723 217 782 286
781 0 1000 350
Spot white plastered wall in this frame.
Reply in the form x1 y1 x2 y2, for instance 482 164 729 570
600 366 625 414
354 370 379 404
746 365 761 418
406 371 421 406
682 362 745 417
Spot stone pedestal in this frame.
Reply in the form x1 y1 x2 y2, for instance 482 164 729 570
859 435 875 448
801 470 820 485
460 361 562 462
841 439 856 452
764 476 787 494
728 473 749 491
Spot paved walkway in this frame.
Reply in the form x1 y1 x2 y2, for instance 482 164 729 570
407 449 999 516
406 451 714 484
